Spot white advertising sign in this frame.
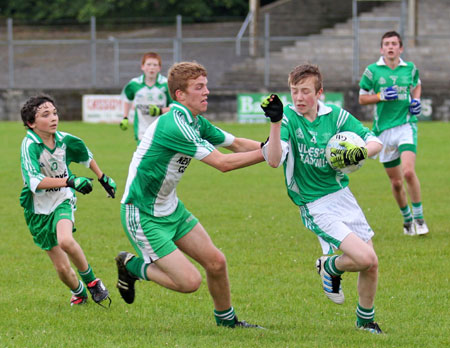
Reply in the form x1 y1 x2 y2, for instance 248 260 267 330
82 95 133 123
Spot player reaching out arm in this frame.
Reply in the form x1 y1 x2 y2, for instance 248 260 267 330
261 64 384 334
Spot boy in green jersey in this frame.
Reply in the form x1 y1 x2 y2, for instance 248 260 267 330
119 52 173 142
359 31 428 236
261 64 384 334
116 62 265 328
20 95 117 306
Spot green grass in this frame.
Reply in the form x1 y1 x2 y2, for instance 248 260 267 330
0 121 449 348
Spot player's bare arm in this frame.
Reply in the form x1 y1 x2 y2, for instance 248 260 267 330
225 137 262 152
365 140 383 157
201 148 264 172
359 93 381 105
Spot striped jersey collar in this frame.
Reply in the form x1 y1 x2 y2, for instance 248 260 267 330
377 56 407 66
171 101 196 124
26 129 63 144
288 100 332 118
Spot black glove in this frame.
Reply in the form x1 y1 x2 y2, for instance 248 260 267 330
66 175 93 195
261 94 283 122
98 174 117 198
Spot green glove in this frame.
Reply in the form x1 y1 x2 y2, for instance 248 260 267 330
260 94 283 122
66 175 93 195
120 117 129 131
98 174 117 198
149 105 162 117
330 141 368 169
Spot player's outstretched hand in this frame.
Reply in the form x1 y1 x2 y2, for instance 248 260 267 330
261 94 283 122
66 175 93 194
149 105 162 117
98 174 117 198
409 99 421 115
330 141 368 168
378 86 398 101
120 117 129 131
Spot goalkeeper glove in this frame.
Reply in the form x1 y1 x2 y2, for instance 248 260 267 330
98 174 117 198
261 94 283 123
149 104 162 117
377 86 398 101
330 141 368 169
119 117 129 131
66 175 93 195
409 99 421 115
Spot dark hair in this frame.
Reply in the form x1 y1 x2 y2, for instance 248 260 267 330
381 31 403 47
20 94 56 129
288 64 323 92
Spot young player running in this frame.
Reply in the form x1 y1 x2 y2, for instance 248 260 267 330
119 52 173 143
261 64 384 333
116 62 265 328
20 95 116 306
359 31 428 236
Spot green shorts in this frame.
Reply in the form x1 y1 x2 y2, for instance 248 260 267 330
120 200 198 263
24 199 75 251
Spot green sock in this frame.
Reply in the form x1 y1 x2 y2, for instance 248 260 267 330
412 202 424 220
214 307 236 327
325 255 344 276
71 280 87 297
356 303 375 326
400 205 413 223
126 256 149 280
78 264 96 285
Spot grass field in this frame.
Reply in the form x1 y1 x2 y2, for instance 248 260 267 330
0 121 448 348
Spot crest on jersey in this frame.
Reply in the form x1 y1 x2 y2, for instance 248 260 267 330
378 77 386 85
296 128 304 139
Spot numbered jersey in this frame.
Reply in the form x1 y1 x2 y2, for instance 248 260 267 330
359 57 420 135
20 130 92 214
122 73 173 140
121 101 235 217
277 101 379 206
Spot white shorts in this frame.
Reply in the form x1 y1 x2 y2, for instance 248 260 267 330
299 187 374 255
377 123 418 163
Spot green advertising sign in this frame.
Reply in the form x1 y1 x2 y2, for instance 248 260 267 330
237 92 344 123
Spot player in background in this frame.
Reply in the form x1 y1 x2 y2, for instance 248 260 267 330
261 64 384 333
116 62 265 328
359 31 428 236
119 52 172 143
20 95 116 307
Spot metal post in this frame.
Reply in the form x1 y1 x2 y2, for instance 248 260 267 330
249 0 260 57
111 37 119 86
352 0 359 84
264 13 270 88
7 18 14 88
174 15 182 62
400 0 406 42
90 16 97 87
408 0 417 47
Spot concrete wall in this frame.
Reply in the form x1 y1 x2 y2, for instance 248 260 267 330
2 87 449 123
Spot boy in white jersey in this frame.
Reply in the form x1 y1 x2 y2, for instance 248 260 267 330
261 64 384 333
20 95 116 306
120 52 173 142
359 31 428 236
116 62 265 328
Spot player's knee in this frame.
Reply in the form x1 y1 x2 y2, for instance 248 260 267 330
205 250 227 276
179 271 202 293
58 237 77 253
359 251 378 271
403 168 416 183
390 178 403 192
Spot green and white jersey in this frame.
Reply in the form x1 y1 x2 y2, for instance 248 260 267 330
122 73 173 141
359 57 420 135
20 130 93 214
121 101 235 217
271 101 379 206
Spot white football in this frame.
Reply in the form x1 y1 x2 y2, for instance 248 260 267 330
326 131 366 174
